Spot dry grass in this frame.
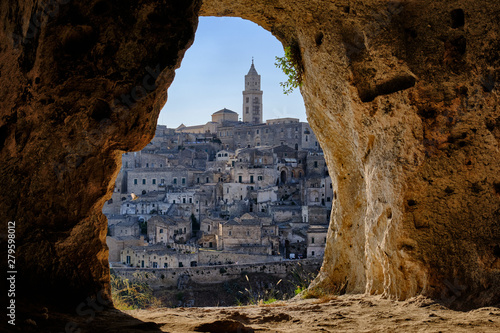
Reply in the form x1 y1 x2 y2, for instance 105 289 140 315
259 301 287 308
302 279 348 301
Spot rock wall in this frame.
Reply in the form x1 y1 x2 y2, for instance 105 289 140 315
113 259 322 288
201 0 500 309
0 0 201 308
0 0 498 315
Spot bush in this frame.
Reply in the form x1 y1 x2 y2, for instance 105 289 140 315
110 270 161 310
274 41 304 95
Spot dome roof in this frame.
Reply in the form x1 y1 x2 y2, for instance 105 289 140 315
213 108 237 115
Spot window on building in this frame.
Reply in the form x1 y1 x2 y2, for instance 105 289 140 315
238 175 242 183
179 262 183 268
327 197 331 202
312 251 315 256
306 135 309 142
314 161 318 168
173 200 176 204
209 242 213 248
246 107 249 114
197 177 200 183
312 237 315 244
183 198 186 203
229 231 232 236
208 225 211 232
126 256 131 264
142 179 146 185
250 175 254 183
134 179 138 185
159 229 163 233
164 263 168 268
146 163 149 168
206 177 209 183
182 177 186 185
189 198 192 203
246 97 249 103
152 179 156 185
258 176 263 181
173 178 177 184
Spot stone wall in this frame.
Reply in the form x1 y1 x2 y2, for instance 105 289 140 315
198 250 282 265
112 259 322 288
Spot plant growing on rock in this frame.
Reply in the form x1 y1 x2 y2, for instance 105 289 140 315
275 41 304 95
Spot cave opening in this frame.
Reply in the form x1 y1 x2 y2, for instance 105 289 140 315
104 16 328 309
4 2 499 330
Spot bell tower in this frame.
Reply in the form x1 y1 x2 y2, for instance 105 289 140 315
242 58 263 124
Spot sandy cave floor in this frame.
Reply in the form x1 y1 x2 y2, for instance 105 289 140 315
111 294 500 332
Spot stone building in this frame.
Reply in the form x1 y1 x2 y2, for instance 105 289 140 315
107 235 147 262
148 215 192 245
212 108 239 124
242 60 263 124
121 244 198 268
217 213 279 255
306 225 328 258
217 119 320 151
108 216 141 237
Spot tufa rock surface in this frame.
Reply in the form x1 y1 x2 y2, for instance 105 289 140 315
0 0 201 310
201 0 500 309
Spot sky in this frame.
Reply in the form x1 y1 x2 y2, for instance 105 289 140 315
157 17 307 128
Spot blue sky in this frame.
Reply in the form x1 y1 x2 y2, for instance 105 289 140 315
157 17 306 128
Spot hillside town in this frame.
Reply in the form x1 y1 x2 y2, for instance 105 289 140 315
104 61 332 269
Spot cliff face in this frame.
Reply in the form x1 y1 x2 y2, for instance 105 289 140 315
0 0 498 315
0 0 201 307
201 0 500 309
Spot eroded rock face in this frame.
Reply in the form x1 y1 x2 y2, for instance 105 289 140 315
201 0 500 309
0 0 201 308
0 0 498 315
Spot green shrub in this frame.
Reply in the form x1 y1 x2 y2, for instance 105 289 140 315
275 41 304 95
